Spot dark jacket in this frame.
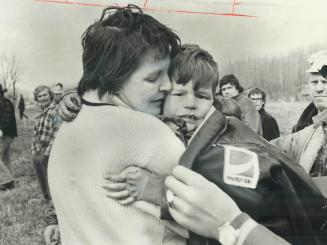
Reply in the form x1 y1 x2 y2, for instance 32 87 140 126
179 109 327 245
0 97 17 137
292 102 318 133
18 96 25 112
259 108 280 141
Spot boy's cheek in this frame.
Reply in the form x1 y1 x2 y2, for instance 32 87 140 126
162 97 180 115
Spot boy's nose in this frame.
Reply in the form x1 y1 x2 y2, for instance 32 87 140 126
160 75 172 94
185 95 196 109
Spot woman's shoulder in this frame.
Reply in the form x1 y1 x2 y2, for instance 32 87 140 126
120 109 173 134
82 106 172 134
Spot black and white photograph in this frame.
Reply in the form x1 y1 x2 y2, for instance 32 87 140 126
1 0 327 244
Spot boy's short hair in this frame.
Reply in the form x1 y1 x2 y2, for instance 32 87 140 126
248 87 266 107
34 85 54 102
168 44 219 94
219 74 244 93
77 4 181 98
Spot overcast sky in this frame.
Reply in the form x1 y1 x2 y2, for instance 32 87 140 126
1 0 327 93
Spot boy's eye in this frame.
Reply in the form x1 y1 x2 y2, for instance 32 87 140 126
170 91 184 96
310 80 318 85
197 94 210 100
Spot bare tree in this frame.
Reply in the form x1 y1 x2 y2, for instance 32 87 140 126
0 52 22 105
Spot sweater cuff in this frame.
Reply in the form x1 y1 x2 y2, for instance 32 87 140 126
236 218 258 245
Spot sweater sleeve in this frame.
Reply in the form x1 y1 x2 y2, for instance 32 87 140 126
124 115 187 237
242 224 290 245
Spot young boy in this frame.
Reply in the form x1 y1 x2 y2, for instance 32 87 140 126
159 43 219 145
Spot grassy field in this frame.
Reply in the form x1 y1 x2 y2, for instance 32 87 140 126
0 107 48 245
0 100 310 244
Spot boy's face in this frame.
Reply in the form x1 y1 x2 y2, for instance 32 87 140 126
163 79 214 131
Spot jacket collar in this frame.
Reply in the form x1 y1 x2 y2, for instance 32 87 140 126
179 107 227 169
312 109 327 128
39 102 57 114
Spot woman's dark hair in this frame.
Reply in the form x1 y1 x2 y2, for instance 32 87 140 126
168 44 219 95
77 4 181 98
219 74 244 94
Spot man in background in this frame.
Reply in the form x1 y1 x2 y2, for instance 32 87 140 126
219 74 262 135
249 87 280 141
0 84 17 190
18 94 28 120
272 50 327 177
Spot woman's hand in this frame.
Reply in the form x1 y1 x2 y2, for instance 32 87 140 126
58 92 81 122
103 166 164 205
165 165 241 240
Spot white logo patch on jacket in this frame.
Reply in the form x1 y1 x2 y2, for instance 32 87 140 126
223 145 259 189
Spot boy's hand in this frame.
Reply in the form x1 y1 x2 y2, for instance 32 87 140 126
103 166 164 206
0 130 3 137
58 92 81 122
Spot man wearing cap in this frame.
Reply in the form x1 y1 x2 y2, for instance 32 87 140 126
219 74 263 135
0 84 17 190
272 51 327 176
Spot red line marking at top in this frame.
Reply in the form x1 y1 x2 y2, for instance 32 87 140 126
35 0 107 7
143 7 256 17
232 0 236 14
33 0 257 18
143 0 149 8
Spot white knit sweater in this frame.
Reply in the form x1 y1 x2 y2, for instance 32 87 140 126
48 94 186 245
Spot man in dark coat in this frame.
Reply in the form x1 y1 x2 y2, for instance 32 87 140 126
0 84 17 190
18 94 28 120
248 88 280 141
